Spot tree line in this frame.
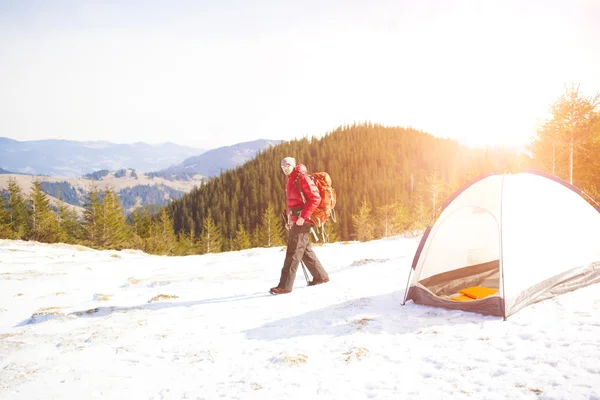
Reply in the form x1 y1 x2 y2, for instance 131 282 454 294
167 123 529 250
0 177 287 255
531 84 600 204
3 84 598 254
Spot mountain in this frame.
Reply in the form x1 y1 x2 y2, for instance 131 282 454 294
0 137 206 177
150 139 282 180
0 168 14 174
168 124 531 246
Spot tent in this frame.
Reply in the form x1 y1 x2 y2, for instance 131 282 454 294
402 170 600 318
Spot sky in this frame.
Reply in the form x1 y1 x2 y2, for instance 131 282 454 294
1 236 600 399
1 0 599 150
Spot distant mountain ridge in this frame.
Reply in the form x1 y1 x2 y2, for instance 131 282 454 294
0 168 203 215
0 137 206 177
150 139 283 180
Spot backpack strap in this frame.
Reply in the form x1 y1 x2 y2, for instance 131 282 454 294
294 174 307 204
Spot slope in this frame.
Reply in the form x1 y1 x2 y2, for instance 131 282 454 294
0 237 599 399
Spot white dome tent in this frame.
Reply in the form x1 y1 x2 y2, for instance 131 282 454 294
402 170 600 318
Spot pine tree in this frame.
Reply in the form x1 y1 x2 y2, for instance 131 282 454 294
175 229 197 255
232 222 252 250
375 202 409 238
352 200 374 242
319 221 340 244
6 177 28 239
409 182 429 232
99 187 128 249
256 203 284 247
28 180 59 243
82 185 103 247
198 211 223 254
57 203 80 244
251 225 261 248
0 195 11 239
146 208 177 255
532 84 600 185
130 207 152 239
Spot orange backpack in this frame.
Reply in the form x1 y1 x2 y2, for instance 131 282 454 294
295 172 337 228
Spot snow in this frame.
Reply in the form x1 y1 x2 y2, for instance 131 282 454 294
1 237 599 399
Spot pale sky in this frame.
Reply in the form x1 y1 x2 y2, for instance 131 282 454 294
1 0 599 150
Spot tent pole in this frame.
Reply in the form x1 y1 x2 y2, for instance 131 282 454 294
500 172 508 320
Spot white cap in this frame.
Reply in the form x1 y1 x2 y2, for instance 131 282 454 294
280 157 296 167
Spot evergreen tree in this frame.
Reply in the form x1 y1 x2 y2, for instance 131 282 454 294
28 180 59 243
352 200 374 242
532 84 600 185
232 222 252 251
198 211 223 254
99 187 128 249
375 202 409 238
175 229 197 255
318 221 340 244
82 185 103 247
57 203 80 244
146 208 177 255
6 177 28 239
256 203 284 247
130 207 152 239
0 196 11 239
409 181 430 232
250 225 261 249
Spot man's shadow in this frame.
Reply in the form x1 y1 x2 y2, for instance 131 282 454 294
243 290 497 340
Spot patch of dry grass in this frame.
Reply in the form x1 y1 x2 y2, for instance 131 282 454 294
127 277 141 285
15 293 23 297
282 353 308 365
354 317 372 329
94 293 111 301
344 347 369 362
54 291 66 296
148 294 179 303
110 254 121 258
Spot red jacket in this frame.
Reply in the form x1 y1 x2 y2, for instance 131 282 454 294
286 164 321 224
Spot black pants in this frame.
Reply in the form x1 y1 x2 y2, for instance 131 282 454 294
278 224 328 291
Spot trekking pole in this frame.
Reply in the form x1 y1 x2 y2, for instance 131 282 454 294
282 212 311 284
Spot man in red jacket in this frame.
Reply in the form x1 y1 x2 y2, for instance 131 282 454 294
270 157 330 295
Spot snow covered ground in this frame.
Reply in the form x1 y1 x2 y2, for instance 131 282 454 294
1 237 599 399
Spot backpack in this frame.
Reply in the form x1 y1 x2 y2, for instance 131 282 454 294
295 172 337 240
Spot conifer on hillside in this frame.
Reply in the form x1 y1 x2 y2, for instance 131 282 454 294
28 181 59 243
6 177 28 239
198 211 223 254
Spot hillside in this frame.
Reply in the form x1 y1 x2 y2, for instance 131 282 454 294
0 138 205 177
150 139 283 180
1 237 599 398
169 124 531 245
0 170 204 214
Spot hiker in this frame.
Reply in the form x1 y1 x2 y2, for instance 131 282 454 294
269 157 330 295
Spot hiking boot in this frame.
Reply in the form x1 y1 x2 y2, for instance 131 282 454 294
269 287 291 295
308 277 330 286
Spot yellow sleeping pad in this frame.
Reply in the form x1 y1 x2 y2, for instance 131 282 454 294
449 294 474 302
458 286 498 300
